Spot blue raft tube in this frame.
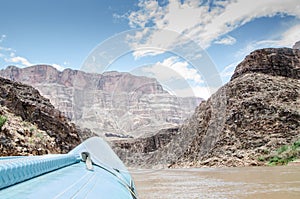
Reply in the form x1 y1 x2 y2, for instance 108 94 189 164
0 137 138 199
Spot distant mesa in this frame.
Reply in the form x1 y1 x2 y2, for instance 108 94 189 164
0 65 202 139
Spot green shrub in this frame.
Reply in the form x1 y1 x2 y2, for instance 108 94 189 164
277 145 288 154
258 156 265 162
268 156 286 166
0 115 7 130
292 140 300 150
267 141 300 166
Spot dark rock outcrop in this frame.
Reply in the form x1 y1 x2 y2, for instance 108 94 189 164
0 77 93 155
112 128 179 167
113 48 300 168
0 66 202 138
231 48 300 80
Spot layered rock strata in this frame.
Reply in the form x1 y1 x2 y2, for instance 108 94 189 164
0 66 201 138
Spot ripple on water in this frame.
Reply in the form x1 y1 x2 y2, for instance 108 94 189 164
131 166 300 199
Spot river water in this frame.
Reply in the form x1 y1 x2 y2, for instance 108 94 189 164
131 166 300 199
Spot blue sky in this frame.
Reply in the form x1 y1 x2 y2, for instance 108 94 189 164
0 0 300 99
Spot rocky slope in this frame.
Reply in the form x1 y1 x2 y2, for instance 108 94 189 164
0 66 201 138
112 48 300 168
0 105 57 155
0 77 93 155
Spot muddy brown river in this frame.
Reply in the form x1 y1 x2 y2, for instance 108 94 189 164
131 166 300 199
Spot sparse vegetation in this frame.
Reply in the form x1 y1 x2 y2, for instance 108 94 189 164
268 155 295 166
258 156 265 162
264 140 300 166
0 115 7 130
36 132 44 139
277 145 288 154
292 140 300 150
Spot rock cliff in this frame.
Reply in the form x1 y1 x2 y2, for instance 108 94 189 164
0 66 202 138
0 77 93 155
112 48 300 168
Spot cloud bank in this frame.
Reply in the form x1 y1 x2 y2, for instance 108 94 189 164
126 0 300 57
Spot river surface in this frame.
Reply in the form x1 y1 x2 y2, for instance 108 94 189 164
131 166 300 199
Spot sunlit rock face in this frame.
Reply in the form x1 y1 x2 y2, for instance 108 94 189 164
0 65 202 138
112 48 300 168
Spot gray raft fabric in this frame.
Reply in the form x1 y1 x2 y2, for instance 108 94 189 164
0 154 80 189
70 137 128 173
70 137 133 187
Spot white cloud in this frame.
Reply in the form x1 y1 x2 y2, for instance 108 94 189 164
52 63 65 71
126 0 300 58
126 27 182 59
235 23 300 62
132 48 165 60
128 0 164 28
215 35 237 45
5 56 32 66
0 41 66 70
220 61 242 83
131 56 214 99
143 56 203 84
253 24 300 48
3 52 65 70
272 24 300 47
0 46 15 52
172 85 212 100
0 45 32 67
63 61 70 66
0 34 6 43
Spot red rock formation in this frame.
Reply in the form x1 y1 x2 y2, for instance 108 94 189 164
0 65 202 138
